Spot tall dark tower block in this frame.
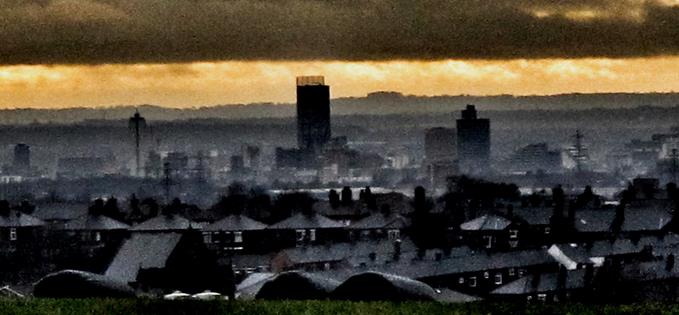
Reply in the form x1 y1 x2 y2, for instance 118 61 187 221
129 110 147 177
456 105 490 174
13 143 30 175
296 76 331 152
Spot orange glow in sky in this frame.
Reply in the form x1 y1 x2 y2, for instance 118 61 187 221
0 57 678 108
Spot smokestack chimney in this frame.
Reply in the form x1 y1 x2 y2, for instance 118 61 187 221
341 186 352 206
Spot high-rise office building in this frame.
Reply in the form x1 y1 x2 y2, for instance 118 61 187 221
456 105 490 174
13 143 30 175
296 76 331 152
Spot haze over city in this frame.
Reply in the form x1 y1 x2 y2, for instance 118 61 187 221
5 0 679 313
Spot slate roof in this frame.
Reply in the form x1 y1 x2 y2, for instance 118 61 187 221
574 210 615 233
491 268 590 295
33 202 88 221
621 207 672 232
512 207 552 226
277 238 417 266
348 213 410 230
373 249 554 280
460 215 512 231
130 214 200 232
105 232 183 283
267 212 344 230
0 211 45 228
202 214 267 232
62 214 129 231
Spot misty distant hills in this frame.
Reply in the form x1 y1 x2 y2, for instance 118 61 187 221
2 92 679 124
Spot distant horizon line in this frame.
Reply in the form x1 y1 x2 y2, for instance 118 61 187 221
1 90 678 111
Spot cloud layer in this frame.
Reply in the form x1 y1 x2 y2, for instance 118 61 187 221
2 0 679 64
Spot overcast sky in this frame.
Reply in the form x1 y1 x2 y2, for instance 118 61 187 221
2 0 679 108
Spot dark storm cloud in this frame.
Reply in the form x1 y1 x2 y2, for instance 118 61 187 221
2 0 679 65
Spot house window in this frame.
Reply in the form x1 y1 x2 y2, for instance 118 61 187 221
469 276 477 287
95 232 102 242
309 229 316 242
387 229 400 240
202 232 212 244
537 293 547 302
483 271 490 279
509 229 519 239
544 227 551 235
483 235 493 248
9 228 17 241
296 229 306 242
234 231 243 243
323 262 331 270
508 268 515 276
458 277 465 284
494 273 503 285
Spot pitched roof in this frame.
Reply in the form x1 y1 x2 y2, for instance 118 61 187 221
0 211 45 228
512 207 552 226
105 232 183 283
267 212 344 230
491 268 590 295
348 213 410 230
574 210 615 233
277 238 417 266
622 207 672 232
62 214 129 231
203 214 267 232
33 202 88 221
460 215 512 231
130 214 199 232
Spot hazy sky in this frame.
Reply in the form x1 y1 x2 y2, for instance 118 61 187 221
2 0 679 108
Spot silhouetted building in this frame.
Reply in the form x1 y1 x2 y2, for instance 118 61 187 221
456 105 490 174
13 143 30 175
297 76 331 152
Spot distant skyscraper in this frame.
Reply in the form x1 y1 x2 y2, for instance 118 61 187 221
13 143 30 175
129 110 147 177
296 76 331 152
456 105 490 174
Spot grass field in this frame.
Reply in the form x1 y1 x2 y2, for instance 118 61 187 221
0 299 678 315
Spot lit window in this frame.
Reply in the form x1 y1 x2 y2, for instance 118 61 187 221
202 232 212 244
494 273 503 285
234 231 243 243
458 277 465 284
537 294 547 302
469 276 477 287
388 229 400 240
95 232 101 242
323 262 330 270
9 228 17 241
544 227 551 235
484 271 490 279
509 229 519 239
309 229 316 242
508 268 515 276
296 229 306 242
